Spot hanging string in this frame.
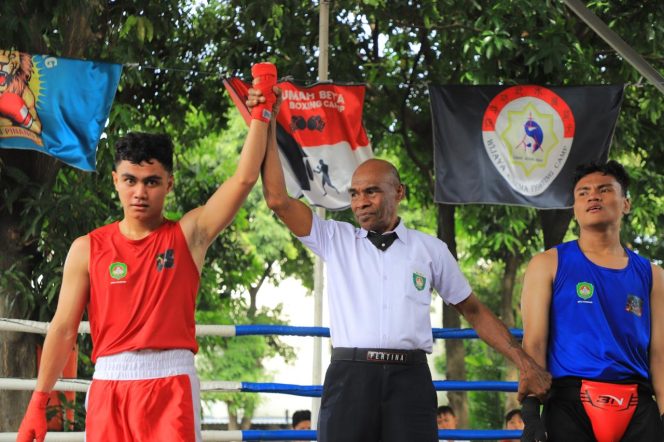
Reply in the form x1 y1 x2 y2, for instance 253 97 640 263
123 62 228 78
120 62 649 90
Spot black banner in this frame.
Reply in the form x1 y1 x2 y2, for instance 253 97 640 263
430 84 624 208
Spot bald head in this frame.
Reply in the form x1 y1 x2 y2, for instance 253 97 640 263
353 159 401 187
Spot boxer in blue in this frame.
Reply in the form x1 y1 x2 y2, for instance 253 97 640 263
520 161 664 442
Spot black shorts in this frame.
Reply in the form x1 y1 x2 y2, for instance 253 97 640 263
317 349 437 442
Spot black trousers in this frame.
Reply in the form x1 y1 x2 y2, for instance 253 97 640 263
544 379 664 442
317 360 438 442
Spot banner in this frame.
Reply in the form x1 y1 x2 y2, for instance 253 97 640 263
0 50 122 171
224 78 373 210
430 84 624 209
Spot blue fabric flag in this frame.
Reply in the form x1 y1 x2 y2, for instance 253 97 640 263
0 50 122 171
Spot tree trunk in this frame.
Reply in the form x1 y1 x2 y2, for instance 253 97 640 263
437 204 468 427
539 209 574 249
227 408 240 430
0 4 99 429
240 415 252 430
247 262 272 320
227 262 273 431
500 252 521 413
0 150 59 430
0 183 40 429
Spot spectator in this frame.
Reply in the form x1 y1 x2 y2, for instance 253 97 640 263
437 405 469 442
501 408 523 442
292 409 311 430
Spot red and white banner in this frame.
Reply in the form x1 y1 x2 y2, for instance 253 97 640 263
224 78 373 210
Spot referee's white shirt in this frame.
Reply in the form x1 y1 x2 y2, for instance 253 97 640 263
298 214 472 353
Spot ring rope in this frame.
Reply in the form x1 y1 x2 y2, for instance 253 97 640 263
0 318 523 339
0 429 523 441
0 378 517 395
0 317 523 440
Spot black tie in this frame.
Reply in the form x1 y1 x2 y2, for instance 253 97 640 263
366 231 398 252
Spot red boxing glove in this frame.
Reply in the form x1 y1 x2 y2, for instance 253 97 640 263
250 62 277 123
16 391 49 442
0 92 33 128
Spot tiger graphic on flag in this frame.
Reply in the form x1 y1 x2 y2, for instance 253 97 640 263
0 49 42 136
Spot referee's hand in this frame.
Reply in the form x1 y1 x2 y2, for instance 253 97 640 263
517 355 551 402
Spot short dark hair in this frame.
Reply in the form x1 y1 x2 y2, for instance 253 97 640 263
114 132 174 174
292 409 311 428
437 405 455 417
505 408 522 424
572 160 630 196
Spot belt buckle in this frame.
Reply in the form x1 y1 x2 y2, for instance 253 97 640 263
366 350 408 363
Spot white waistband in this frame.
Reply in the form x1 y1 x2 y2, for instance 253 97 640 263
93 349 196 380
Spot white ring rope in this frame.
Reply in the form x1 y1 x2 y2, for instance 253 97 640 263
0 378 245 393
0 318 236 337
0 431 246 441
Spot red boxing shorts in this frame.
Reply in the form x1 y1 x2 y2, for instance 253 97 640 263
86 350 201 442
580 379 638 442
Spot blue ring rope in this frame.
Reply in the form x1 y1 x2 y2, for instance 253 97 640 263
234 325 523 339
228 325 523 439
240 429 523 440
239 380 517 396
240 382 322 397
235 325 330 336
433 380 518 392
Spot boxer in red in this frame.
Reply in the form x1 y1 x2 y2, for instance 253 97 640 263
16 63 277 442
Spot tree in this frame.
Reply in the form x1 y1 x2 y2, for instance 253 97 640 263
0 0 306 428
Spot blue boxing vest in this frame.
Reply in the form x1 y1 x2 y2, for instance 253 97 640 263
547 241 652 380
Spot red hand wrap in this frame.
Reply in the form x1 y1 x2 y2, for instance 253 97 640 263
0 92 32 127
16 391 50 442
250 62 277 122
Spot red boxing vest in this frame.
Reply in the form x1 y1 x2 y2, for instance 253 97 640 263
88 221 200 362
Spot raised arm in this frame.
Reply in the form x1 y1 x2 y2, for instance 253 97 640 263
180 64 277 268
17 236 90 441
454 292 551 402
257 89 313 237
179 117 269 271
650 264 664 415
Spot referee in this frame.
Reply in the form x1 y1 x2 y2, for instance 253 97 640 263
252 88 551 442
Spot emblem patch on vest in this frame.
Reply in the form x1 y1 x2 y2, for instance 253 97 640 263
413 272 426 291
109 262 127 280
625 295 643 317
156 249 174 271
576 282 594 301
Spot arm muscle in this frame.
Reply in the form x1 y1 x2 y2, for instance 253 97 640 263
36 236 90 392
520 250 556 369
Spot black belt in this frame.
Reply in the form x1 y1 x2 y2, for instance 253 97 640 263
331 347 427 365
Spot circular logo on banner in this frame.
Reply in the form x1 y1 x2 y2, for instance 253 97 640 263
482 85 575 196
